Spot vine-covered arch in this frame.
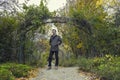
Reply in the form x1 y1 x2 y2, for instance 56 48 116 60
18 0 92 63
19 16 92 63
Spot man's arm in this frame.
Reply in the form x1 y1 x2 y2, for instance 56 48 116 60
49 36 52 45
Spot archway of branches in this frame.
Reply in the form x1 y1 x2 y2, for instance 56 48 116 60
18 16 92 64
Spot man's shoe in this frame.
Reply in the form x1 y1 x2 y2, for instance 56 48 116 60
47 66 51 70
55 66 58 70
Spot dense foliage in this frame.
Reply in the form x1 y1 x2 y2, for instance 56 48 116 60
0 0 51 64
0 16 20 62
59 0 120 57
79 55 120 80
0 63 32 79
0 68 15 80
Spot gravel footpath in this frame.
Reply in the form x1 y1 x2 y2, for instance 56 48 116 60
30 67 91 80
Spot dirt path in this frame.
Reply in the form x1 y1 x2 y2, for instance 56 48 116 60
30 67 92 80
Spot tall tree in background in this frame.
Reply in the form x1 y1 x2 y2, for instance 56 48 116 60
0 0 51 63
60 0 120 57
18 0 51 64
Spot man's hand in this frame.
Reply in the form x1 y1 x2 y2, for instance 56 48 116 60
58 41 61 45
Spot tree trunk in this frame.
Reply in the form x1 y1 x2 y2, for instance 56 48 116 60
19 32 26 64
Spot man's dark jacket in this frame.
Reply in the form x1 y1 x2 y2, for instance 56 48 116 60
49 35 62 51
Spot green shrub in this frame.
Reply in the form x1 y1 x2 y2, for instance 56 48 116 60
0 63 16 70
39 53 49 67
77 55 120 80
97 64 120 80
96 56 120 80
59 57 78 67
0 68 15 80
0 63 32 78
78 57 93 72
11 64 32 78
29 53 49 67
92 55 114 67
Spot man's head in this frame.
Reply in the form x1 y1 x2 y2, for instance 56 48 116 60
52 29 56 35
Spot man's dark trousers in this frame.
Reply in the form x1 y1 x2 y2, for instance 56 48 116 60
48 50 59 67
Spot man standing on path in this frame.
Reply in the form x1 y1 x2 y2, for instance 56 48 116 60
48 29 62 70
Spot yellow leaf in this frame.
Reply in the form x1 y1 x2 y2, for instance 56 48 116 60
64 44 69 49
76 42 83 48
96 0 103 7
